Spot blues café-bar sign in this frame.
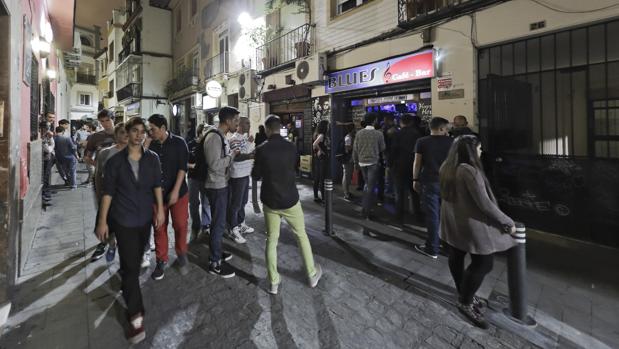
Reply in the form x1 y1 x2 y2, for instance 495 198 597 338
325 50 435 94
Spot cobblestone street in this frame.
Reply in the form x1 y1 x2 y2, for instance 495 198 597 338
0 175 617 349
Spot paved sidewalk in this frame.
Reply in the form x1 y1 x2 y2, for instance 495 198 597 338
1 173 617 348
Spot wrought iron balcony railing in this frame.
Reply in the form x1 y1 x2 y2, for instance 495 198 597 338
76 73 96 85
204 52 229 80
116 82 141 102
256 24 314 72
166 69 200 96
397 0 504 29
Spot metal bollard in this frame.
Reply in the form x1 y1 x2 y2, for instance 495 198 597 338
504 222 536 326
324 179 334 236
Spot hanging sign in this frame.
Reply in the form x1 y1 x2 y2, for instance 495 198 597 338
325 50 434 94
206 80 223 98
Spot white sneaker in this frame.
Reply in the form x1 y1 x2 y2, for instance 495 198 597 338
228 226 246 244
239 222 254 234
267 282 279 295
141 252 151 268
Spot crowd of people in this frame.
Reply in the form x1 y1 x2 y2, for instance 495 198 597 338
318 112 516 329
40 106 518 342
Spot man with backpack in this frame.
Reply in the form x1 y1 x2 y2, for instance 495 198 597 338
187 124 211 242
204 107 243 278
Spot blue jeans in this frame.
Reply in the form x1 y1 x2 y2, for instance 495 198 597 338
421 182 441 255
61 156 77 188
360 164 379 217
205 187 228 264
227 176 249 228
188 178 211 230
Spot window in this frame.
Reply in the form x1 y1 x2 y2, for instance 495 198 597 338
109 41 114 62
335 0 370 16
191 0 198 18
176 8 182 33
80 35 93 47
79 94 91 106
109 79 114 93
192 52 199 76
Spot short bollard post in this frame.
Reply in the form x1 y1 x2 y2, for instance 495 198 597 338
504 222 536 326
324 179 334 236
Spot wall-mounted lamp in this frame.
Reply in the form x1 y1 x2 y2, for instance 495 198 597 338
172 104 179 116
32 37 51 58
46 69 57 80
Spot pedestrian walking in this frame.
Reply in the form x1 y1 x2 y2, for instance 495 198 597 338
413 117 453 258
226 116 255 241
439 135 516 328
337 124 355 201
252 115 322 295
96 116 165 344
312 120 330 204
379 114 398 202
352 112 386 221
75 123 92 161
53 126 78 189
254 125 267 147
95 123 128 263
204 106 242 278
187 123 211 242
391 114 422 223
86 110 117 262
40 122 55 207
148 114 191 280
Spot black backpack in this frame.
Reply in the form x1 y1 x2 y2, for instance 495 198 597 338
193 129 226 182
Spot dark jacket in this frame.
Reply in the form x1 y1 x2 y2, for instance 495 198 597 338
391 126 421 176
149 133 189 202
53 135 77 160
450 127 479 138
103 147 162 228
252 134 299 210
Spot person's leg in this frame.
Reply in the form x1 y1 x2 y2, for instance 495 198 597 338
280 202 317 279
459 254 494 305
312 157 320 199
153 204 170 263
263 205 282 285
170 193 189 257
114 221 146 318
360 166 370 216
187 178 202 232
199 185 211 229
237 176 249 225
447 245 467 295
364 164 379 216
206 187 228 264
421 182 441 255
68 157 77 188
394 173 405 219
227 178 243 229
377 163 385 202
55 156 67 181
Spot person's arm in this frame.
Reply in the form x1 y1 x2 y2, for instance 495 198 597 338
96 195 112 241
204 133 235 170
352 135 359 166
461 166 515 229
154 187 165 228
412 153 423 192
83 135 97 166
312 134 324 155
168 140 189 205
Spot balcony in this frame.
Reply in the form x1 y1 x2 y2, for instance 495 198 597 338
116 82 141 103
397 0 504 29
107 91 114 99
204 52 229 80
76 73 96 85
165 69 200 98
256 24 314 73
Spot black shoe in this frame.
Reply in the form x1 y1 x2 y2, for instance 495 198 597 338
413 244 438 259
151 260 165 280
472 296 486 310
90 243 107 262
314 197 323 204
223 252 233 262
458 302 489 329
208 262 235 278
175 255 189 276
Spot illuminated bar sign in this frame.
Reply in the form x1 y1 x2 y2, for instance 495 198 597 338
325 50 434 94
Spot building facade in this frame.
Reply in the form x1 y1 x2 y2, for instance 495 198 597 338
68 26 101 122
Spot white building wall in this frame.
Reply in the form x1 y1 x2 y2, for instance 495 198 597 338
141 1 172 55
69 83 99 121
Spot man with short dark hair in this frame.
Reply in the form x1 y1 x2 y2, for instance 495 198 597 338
204 106 242 278
59 119 71 137
96 116 165 345
252 115 322 294
148 114 190 280
54 126 78 189
87 109 118 262
450 115 478 138
227 116 255 240
352 112 386 221
187 123 211 242
413 117 453 259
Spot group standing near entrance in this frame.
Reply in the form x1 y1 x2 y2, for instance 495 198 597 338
40 104 518 343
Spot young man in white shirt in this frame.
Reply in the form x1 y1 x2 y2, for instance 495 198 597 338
226 116 255 243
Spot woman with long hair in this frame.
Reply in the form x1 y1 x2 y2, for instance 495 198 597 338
312 120 330 203
439 135 517 329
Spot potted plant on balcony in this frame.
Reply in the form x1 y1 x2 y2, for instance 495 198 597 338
247 25 281 70
266 0 312 58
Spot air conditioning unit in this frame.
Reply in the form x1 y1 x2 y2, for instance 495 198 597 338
238 69 257 100
295 53 327 84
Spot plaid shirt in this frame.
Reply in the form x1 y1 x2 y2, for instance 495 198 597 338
352 127 385 166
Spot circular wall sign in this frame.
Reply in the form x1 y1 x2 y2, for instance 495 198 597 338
206 80 223 98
